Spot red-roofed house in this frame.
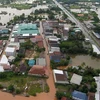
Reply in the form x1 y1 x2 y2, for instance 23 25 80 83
37 41 44 48
28 65 47 76
30 35 43 43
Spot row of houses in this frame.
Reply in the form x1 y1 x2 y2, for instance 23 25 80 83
0 22 45 73
42 21 63 63
53 69 96 100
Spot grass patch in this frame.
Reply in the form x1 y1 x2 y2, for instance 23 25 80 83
28 83 43 96
9 4 33 10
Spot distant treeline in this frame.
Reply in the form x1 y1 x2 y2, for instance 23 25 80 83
58 0 100 3
0 0 16 4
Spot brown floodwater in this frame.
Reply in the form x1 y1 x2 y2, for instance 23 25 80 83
69 54 100 69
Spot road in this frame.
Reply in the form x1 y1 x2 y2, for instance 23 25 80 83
0 28 13 58
40 21 56 100
53 0 100 49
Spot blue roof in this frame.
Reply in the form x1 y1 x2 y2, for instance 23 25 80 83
50 55 61 63
72 90 88 100
28 59 35 67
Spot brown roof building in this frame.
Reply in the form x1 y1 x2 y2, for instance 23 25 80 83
28 65 47 76
53 69 69 84
37 41 44 48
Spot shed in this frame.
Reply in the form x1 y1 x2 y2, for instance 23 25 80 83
72 90 88 100
5 47 16 57
8 56 15 62
36 58 46 66
50 55 61 62
28 59 35 67
70 73 82 85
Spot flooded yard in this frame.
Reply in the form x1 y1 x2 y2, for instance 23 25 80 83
70 54 100 69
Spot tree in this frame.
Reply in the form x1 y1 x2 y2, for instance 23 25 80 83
7 85 15 93
56 91 66 99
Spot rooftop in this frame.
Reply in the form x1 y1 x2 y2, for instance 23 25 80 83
50 55 61 62
5 47 15 53
28 65 46 76
92 44 100 54
28 59 35 67
53 69 69 84
36 58 46 66
72 90 88 100
0 55 8 64
70 73 82 85
37 41 44 48
13 23 39 35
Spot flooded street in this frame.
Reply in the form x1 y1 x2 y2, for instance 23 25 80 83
70 55 100 69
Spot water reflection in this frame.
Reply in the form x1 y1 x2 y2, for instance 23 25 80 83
69 54 100 69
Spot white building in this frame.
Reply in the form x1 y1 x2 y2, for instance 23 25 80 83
53 69 69 84
70 73 82 85
0 55 11 70
94 76 100 100
92 44 100 54
5 47 16 57
8 42 20 50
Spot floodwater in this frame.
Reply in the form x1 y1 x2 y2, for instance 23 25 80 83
0 7 32 24
70 54 100 69
0 69 56 100
0 5 48 25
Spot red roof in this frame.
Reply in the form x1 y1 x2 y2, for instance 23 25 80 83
35 35 43 40
30 35 43 43
3 65 11 70
37 41 44 48
0 40 3 45
61 97 67 100
28 65 46 75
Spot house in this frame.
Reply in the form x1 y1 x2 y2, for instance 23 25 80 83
36 58 46 66
28 65 47 76
61 97 72 100
37 41 44 48
8 56 15 62
30 35 43 43
5 47 16 57
0 40 3 48
92 44 100 54
94 76 100 100
28 59 35 67
49 47 60 53
53 69 69 84
72 90 88 100
19 63 27 73
8 42 20 51
44 26 53 33
0 26 9 34
70 73 82 85
0 55 11 70
50 55 61 62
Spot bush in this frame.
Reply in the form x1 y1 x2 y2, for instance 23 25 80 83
7 85 15 93
15 89 21 94
0 84 3 89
